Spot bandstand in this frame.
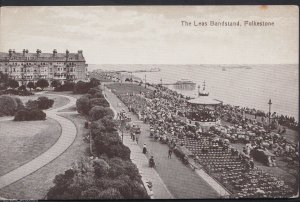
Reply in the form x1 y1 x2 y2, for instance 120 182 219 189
186 82 222 129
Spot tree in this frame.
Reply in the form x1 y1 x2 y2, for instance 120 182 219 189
36 79 49 90
8 79 19 89
51 80 61 88
76 96 91 115
0 72 9 90
89 98 110 108
98 188 123 199
27 81 35 91
89 78 101 88
37 96 54 109
18 85 26 91
89 106 114 121
0 96 24 116
73 81 90 94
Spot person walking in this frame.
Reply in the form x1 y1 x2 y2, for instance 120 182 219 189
168 148 173 159
143 144 147 154
130 132 133 140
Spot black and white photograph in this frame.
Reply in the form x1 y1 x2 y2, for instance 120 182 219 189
0 5 299 200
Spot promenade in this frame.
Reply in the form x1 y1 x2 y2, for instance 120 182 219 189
104 86 221 199
0 93 77 190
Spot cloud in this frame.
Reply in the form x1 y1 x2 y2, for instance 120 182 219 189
0 6 298 64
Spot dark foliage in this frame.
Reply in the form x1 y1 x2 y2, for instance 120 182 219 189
36 79 49 90
54 81 75 92
27 81 35 91
14 109 46 121
8 79 19 89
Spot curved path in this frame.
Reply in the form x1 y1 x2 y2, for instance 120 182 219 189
0 93 78 189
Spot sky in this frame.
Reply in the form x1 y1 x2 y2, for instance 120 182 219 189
0 6 298 64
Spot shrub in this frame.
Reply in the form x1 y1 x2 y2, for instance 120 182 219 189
54 81 75 92
36 79 49 90
93 158 110 178
0 72 9 90
98 188 123 199
18 85 26 91
88 88 100 96
14 109 46 121
89 106 114 121
27 81 35 91
3 89 34 96
81 187 101 199
37 96 54 109
51 80 61 88
0 96 24 116
73 81 91 94
26 96 54 110
91 92 104 99
76 96 91 115
89 98 110 108
89 78 101 88
8 79 19 89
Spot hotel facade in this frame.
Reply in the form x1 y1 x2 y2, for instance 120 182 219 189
0 49 88 85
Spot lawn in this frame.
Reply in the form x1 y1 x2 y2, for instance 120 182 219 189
11 94 69 110
0 113 89 199
107 83 153 95
0 118 61 176
46 91 83 112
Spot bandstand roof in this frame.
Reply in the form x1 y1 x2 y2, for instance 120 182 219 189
187 96 222 105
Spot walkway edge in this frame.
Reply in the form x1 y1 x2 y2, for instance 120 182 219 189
104 89 173 199
0 94 78 190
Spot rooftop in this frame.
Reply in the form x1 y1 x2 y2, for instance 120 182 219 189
0 49 85 62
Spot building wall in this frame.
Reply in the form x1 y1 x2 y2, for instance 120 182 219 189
0 49 88 85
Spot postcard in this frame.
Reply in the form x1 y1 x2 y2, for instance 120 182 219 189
0 5 298 200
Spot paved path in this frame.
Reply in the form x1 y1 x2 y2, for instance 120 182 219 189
0 93 78 190
104 90 173 199
104 87 220 199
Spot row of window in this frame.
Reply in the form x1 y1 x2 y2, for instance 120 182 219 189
5 57 77 60
7 67 78 72
1 62 80 66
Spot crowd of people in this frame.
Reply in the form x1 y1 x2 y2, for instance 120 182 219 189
109 83 298 198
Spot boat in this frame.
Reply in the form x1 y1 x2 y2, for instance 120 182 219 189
150 67 161 72
198 81 209 96
174 79 196 90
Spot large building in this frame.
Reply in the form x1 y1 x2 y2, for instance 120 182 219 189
0 49 88 85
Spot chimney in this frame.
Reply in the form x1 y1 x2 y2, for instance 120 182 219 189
36 49 41 57
66 49 69 57
8 49 12 57
53 49 57 57
23 49 26 56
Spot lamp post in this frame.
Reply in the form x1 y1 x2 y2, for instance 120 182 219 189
268 99 272 124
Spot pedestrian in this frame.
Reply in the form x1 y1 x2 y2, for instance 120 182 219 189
130 132 133 140
136 135 139 144
143 144 147 154
168 148 173 159
132 133 135 142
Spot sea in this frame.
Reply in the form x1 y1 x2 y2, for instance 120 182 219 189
88 64 299 121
